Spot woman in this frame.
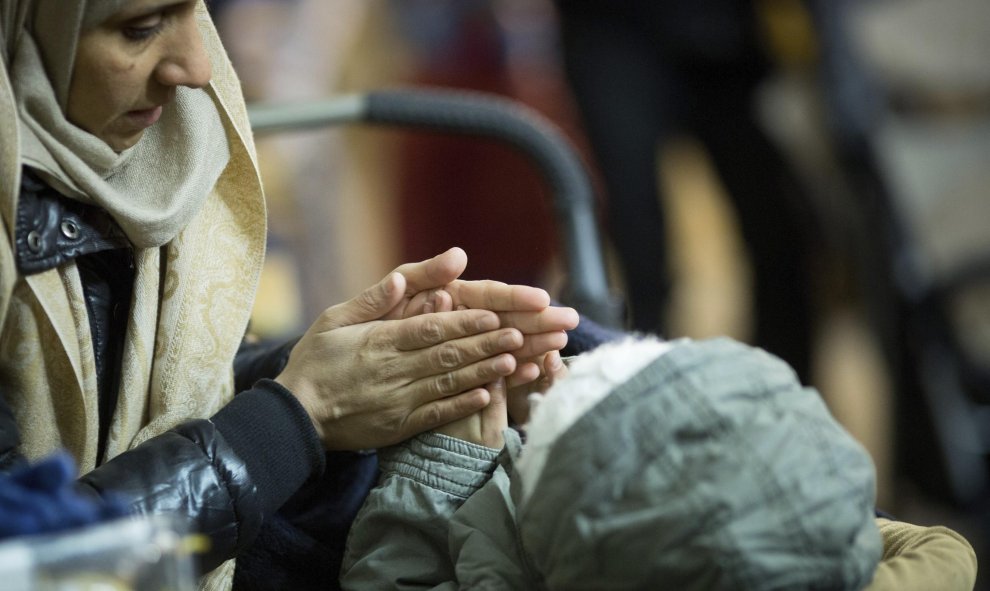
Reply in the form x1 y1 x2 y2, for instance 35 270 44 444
0 0 577 588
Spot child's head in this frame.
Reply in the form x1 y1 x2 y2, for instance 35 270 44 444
514 337 882 591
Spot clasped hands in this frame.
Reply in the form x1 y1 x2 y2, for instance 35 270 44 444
275 248 577 451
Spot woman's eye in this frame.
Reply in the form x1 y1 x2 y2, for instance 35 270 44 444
122 13 165 41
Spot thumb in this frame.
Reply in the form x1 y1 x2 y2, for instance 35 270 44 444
320 272 406 331
394 247 467 295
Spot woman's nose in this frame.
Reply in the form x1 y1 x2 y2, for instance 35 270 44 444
155 16 212 89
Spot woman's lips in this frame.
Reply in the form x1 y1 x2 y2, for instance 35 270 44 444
125 105 163 128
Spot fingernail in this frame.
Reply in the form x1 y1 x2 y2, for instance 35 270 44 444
549 351 563 370
495 355 513 373
477 313 499 332
382 273 397 296
499 330 518 348
436 290 451 311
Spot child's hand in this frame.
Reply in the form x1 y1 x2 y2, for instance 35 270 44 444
435 377 509 449
433 350 568 447
506 350 568 425
424 283 569 446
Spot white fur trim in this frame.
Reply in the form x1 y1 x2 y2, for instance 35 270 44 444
516 337 678 503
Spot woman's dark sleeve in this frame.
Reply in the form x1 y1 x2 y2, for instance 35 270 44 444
77 379 325 573
233 336 300 393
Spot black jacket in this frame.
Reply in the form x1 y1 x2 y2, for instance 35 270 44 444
1 170 325 572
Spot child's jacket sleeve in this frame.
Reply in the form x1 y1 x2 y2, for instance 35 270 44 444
340 432 532 590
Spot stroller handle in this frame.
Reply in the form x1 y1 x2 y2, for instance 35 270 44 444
249 89 624 328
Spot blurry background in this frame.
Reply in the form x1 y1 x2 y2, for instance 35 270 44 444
210 0 989 586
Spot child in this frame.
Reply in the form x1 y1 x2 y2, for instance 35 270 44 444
341 337 976 590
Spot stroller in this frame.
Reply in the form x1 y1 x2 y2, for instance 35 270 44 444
249 10 990 499
247 3 989 575
249 0 990 515
248 87 625 332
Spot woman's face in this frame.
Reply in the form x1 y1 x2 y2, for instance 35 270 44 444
66 0 211 151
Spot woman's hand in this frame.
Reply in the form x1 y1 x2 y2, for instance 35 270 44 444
275 248 577 450
383 247 546 319
435 377 509 449
276 271 525 450
389 248 580 381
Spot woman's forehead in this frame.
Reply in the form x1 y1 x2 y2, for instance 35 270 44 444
77 0 138 29
96 0 191 22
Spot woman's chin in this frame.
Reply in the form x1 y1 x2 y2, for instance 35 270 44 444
104 129 145 153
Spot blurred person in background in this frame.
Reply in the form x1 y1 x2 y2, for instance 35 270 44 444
555 0 819 383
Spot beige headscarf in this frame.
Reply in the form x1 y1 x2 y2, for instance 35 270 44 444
0 2 266 589
4 0 229 247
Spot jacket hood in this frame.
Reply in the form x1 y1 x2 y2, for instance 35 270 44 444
515 338 882 590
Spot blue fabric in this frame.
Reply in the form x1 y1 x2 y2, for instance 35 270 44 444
0 452 128 540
